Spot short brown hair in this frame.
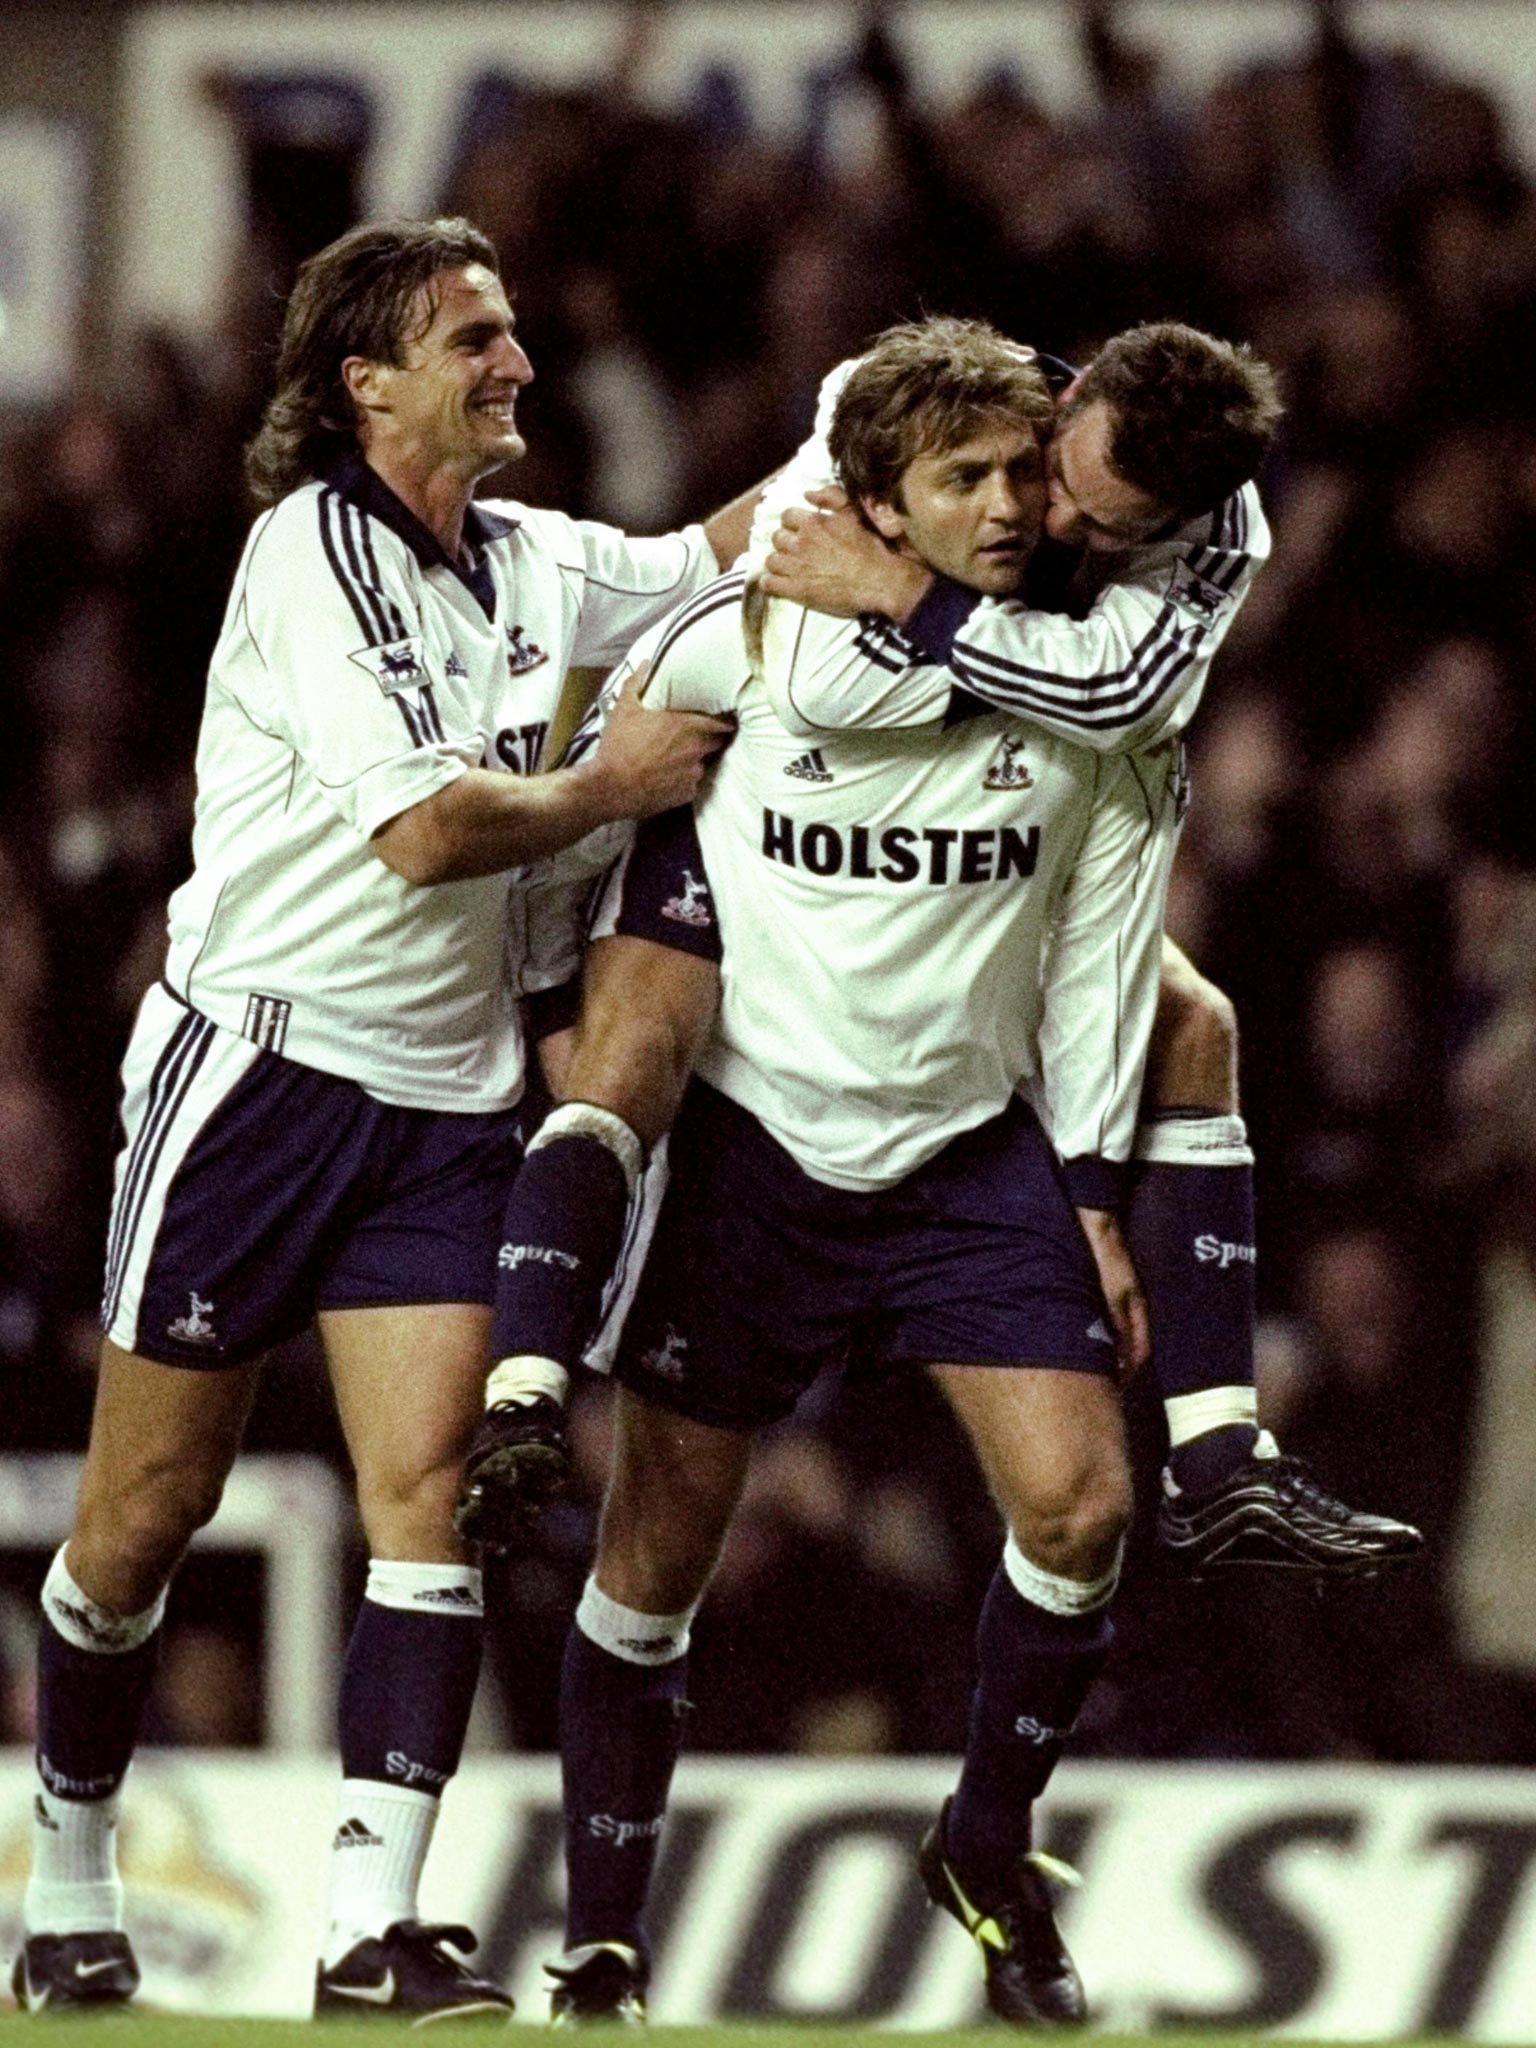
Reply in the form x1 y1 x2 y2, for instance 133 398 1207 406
244 215 499 505
1072 321 1283 519
829 317 1055 507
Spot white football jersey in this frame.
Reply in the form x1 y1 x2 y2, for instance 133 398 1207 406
630 575 1181 1191
748 361 1269 754
163 454 714 1111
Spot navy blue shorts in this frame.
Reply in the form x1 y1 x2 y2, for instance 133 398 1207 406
615 1080 1115 1432
594 806 723 962
102 985 523 1368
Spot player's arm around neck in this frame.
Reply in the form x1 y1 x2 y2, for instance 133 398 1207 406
372 678 731 885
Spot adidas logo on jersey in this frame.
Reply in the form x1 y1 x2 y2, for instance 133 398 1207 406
784 749 833 783
334 1818 386 1849
445 649 468 678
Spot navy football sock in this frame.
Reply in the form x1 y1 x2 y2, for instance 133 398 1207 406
338 1574 483 1791
946 1565 1113 1895
1127 1113 1261 1490
560 1609 691 1956
36 1616 160 1803
492 1129 634 1370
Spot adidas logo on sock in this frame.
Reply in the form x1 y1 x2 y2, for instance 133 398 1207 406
413 1585 480 1608
334 1817 386 1849
784 749 833 783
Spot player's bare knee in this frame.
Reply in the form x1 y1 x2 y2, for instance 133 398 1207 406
74 1467 220 1598
593 1506 715 1615
1012 1468 1131 1582
571 941 718 1147
355 1453 464 1558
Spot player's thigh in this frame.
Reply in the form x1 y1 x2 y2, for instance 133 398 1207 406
578 805 723 1148
568 935 721 1148
320 1301 492 1556
595 1386 753 1614
930 1362 1132 1558
72 1339 260 1604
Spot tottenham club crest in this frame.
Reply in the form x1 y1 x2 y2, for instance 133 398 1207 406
350 636 428 694
506 624 548 675
640 1326 688 1382
661 869 712 929
168 1292 218 1346
984 734 1034 790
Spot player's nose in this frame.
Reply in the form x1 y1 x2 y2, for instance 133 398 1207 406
490 334 534 384
983 472 1025 523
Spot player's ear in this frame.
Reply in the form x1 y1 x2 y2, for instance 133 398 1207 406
862 494 906 543
342 354 389 415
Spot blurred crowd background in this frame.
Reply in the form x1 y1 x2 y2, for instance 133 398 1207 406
4 0 1536 1767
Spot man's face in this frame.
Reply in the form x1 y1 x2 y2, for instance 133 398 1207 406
1044 396 1170 552
351 264 533 478
866 419 1047 595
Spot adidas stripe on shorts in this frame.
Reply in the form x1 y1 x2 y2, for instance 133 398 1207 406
101 982 523 1367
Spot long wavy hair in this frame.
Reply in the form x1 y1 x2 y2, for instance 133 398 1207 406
243 216 498 506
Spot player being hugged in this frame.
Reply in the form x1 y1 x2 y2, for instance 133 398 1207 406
523 324 1177 2028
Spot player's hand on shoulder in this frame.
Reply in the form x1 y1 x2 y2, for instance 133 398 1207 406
760 490 932 623
588 665 733 820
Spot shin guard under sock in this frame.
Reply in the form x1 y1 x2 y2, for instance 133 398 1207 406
1128 1113 1261 1490
560 1581 694 1957
947 1547 1116 1894
491 1107 641 1373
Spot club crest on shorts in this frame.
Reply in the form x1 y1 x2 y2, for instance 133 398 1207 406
640 1326 688 1382
167 1292 218 1346
350 637 428 694
661 869 713 929
983 734 1034 790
